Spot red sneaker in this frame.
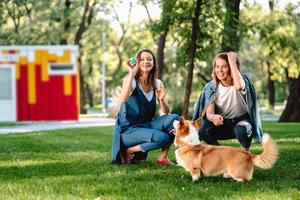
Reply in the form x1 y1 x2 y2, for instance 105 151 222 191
121 149 134 164
156 157 175 166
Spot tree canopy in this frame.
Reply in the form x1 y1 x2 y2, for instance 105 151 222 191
1 0 299 121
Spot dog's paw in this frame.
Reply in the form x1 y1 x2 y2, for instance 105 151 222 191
223 173 231 178
233 177 245 182
192 174 201 182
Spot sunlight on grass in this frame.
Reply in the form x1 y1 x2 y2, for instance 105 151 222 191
276 137 300 142
0 159 62 168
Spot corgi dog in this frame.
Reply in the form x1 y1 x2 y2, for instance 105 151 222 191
173 117 278 182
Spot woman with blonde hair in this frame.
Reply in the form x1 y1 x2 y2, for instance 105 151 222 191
192 52 263 151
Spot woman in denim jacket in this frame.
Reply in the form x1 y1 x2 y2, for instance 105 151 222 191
192 52 263 151
111 48 179 165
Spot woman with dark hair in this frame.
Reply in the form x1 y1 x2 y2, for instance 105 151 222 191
111 48 179 165
192 52 263 151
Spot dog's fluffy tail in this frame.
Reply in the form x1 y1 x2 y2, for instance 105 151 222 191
251 134 278 169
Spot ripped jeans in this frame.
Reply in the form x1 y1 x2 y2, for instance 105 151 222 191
199 114 253 149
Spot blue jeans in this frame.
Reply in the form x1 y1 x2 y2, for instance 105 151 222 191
199 114 253 149
121 114 179 152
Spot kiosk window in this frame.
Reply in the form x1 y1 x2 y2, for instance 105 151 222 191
49 64 75 75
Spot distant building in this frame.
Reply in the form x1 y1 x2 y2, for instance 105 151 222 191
0 46 79 121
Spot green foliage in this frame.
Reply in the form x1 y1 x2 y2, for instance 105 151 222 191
239 2 300 103
0 0 299 111
0 123 299 199
145 0 226 112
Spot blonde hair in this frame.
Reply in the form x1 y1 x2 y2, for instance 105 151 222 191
211 52 240 85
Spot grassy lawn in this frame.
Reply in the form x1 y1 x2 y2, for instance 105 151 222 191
0 122 299 200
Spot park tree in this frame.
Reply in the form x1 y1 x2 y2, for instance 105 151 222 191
221 0 241 52
265 0 276 109
176 0 224 117
278 4 300 122
145 0 223 116
0 0 103 113
240 2 300 121
182 0 203 118
140 0 177 79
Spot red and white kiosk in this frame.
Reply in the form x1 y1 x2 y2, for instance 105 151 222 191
0 45 80 121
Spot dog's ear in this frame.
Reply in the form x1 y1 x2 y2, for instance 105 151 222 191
192 118 202 131
179 116 185 127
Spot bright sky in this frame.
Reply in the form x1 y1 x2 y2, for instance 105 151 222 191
109 0 161 36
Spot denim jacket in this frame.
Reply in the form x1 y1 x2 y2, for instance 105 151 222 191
192 74 263 142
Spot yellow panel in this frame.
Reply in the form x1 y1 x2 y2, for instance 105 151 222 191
16 63 20 80
56 50 71 63
48 53 57 62
28 62 36 104
19 56 27 65
41 50 49 82
64 75 72 96
62 50 71 62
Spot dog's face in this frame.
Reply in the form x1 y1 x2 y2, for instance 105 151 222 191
173 117 202 146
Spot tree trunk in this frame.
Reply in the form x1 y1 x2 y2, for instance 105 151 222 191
143 1 173 80
86 84 94 108
267 60 275 108
79 58 87 114
268 75 275 108
182 0 202 118
60 0 71 44
221 0 241 52
4 1 21 34
74 0 96 114
279 76 300 122
157 28 169 79
267 0 275 108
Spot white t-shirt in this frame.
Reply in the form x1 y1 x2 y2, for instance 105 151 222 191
215 83 249 118
132 79 163 102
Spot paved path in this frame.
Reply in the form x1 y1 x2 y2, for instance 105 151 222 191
0 117 115 134
0 109 279 135
259 108 279 121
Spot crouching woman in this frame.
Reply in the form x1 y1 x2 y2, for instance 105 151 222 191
192 52 263 151
111 48 179 165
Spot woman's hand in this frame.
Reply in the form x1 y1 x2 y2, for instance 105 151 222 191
126 58 138 76
156 85 167 101
212 114 223 126
227 52 238 68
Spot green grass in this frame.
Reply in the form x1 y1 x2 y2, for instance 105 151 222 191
0 122 299 200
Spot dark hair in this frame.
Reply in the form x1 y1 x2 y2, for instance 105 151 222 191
211 52 240 85
135 48 158 90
